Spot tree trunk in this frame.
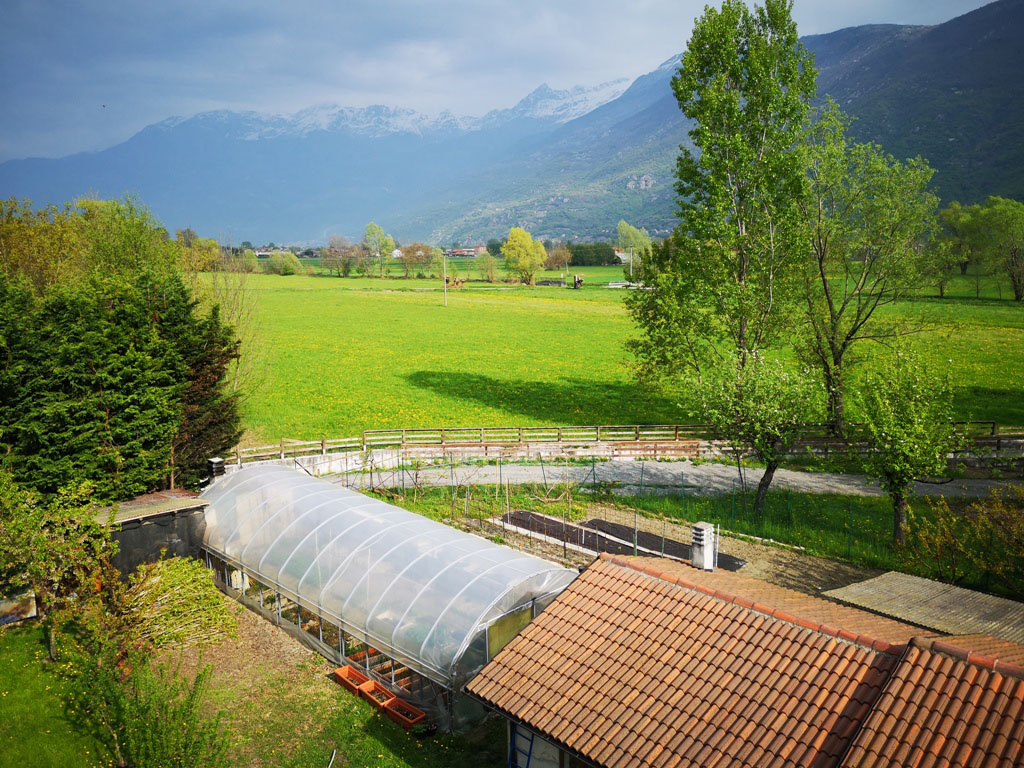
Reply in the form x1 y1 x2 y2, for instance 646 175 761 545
47 619 57 661
823 356 846 437
753 460 779 520
892 488 909 547
825 372 845 437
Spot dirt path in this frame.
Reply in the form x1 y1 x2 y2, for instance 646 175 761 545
349 458 1016 499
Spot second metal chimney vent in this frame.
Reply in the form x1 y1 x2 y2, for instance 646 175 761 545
692 522 716 571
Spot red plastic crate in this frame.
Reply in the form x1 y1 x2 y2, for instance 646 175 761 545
358 679 396 710
334 665 369 694
383 697 427 729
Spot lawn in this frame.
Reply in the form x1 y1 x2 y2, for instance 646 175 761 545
0 625 110 768
0 612 506 768
240 273 680 443
236 269 1024 444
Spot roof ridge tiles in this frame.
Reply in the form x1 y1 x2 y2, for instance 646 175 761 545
598 554 905 657
911 636 1024 681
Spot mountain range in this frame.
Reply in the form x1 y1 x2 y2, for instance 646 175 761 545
1 0 1021 245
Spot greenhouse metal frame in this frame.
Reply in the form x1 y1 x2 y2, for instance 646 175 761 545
200 465 576 728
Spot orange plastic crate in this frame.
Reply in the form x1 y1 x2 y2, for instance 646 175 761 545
383 697 427 729
358 679 396 710
334 665 369 694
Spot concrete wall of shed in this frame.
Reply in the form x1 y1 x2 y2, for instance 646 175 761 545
111 506 207 575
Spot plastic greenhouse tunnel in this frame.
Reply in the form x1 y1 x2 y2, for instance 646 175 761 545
200 464 577 729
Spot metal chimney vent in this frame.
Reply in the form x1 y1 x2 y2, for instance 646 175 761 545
692 522 716 571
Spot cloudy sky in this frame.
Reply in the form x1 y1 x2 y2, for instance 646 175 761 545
0 0 993 162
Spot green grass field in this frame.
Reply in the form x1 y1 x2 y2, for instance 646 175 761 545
237 267 1024 444
0 618 505 768
0 625 110 768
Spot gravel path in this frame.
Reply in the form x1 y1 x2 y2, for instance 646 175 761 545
347 458 1013 499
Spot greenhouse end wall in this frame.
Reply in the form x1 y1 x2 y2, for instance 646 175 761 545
200 465 577 729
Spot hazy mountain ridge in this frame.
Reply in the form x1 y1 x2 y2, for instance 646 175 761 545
1 0 1020 243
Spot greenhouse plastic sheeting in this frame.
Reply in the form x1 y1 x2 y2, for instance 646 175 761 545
201 465 576 682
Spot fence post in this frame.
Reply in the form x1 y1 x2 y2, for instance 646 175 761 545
847 502 852 560
565 456 571 560
280 439 285 460
731 481 736 530
321 436 326 456
633 510 638 556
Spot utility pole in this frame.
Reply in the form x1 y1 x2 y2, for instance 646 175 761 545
443 251 448 307
629 247 634 280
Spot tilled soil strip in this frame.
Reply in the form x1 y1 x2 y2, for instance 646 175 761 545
501 510 745 571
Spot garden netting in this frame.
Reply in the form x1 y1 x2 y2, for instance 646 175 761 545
201 465 576 685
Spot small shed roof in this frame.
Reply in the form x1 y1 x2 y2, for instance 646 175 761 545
824 571 1024 644
201 466 575 683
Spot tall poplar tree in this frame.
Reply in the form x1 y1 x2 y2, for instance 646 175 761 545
627 0 817 513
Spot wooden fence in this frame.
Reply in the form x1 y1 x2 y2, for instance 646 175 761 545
229 421 1023 467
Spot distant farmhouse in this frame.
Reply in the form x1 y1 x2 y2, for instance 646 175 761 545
446 246 486 258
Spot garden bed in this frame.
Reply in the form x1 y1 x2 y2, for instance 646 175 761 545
500 509 745 571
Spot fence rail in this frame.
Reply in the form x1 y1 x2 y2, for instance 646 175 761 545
229 421 1024 467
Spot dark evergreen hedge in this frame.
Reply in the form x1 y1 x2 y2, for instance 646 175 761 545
0 198 241 500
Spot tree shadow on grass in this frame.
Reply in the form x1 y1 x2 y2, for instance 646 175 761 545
405 370 687 425
953 386 1024 426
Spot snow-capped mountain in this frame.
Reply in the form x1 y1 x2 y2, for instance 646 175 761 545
139 78 630 145
479 80 630 126
1 0 1022 243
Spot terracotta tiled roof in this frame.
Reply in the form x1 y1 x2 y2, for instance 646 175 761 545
841 638 1024 767
619 556 922 645
937 634 1024 668
466 554 901 768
